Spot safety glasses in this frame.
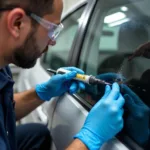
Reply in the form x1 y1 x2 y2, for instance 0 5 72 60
30 13 64 41
0 6 64 41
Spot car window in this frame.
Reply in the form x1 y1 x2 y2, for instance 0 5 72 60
41 5 86 70
77 0 150 148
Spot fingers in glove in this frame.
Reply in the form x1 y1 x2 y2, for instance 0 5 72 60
79 82 85 90
118 119 124 131
119 108 124 117
118 109 124 127
50 72 76 84
61 71 77 81
116 94 125 109
108 83 120 101
69 81 85 94
63 67 84 74
100 85 111 102
69 82 78 94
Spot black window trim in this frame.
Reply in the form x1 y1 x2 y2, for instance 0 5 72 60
68 0 97 66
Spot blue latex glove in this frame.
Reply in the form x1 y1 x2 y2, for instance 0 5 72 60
75 83 125 150
35 67 85 101
121 85 150 145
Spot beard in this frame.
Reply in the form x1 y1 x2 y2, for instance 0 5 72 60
12 29 42 69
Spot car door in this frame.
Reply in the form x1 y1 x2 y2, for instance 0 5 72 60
73 0 150 149
49 0 130 150
47 0 129 150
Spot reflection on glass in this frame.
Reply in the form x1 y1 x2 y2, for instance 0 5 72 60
129 41 150 61
43 6 85 70
78 1 150 148
98 18 150 147
101 6 150 148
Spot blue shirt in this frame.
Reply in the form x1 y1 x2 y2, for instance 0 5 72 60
0 66 16 150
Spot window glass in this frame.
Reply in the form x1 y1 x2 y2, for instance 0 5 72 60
42 6 85 70
77 0 150 148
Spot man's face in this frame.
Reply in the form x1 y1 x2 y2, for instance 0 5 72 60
11 0 63 69
12 27 39 68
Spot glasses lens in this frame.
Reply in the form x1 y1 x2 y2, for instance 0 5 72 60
48 23 64 40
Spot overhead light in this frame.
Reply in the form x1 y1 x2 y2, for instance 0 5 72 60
77 17 83 24
109 18 130 27
77 18 81 23
104 12 126 24
121 6 128 12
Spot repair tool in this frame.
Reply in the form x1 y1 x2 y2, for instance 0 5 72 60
47 68 111 85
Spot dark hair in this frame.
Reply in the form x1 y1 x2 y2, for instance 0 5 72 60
0 0 54 16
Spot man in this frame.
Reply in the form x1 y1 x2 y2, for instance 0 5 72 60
0 0 125 150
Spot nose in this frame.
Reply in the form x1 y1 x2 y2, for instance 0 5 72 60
48 39 56 46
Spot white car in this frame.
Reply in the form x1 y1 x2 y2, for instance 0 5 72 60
17 0 150 149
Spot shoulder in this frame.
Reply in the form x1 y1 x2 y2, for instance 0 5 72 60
3 65 13 78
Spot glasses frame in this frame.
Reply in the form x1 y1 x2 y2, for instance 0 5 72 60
30 13 64 40
0 6 64 40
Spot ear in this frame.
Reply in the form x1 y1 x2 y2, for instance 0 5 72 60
6 8 28 38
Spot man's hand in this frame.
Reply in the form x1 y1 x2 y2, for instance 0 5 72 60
122 85 150 145
35 67 85 101
75 83 125 150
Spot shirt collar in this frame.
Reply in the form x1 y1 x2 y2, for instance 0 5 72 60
0 67 14 90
